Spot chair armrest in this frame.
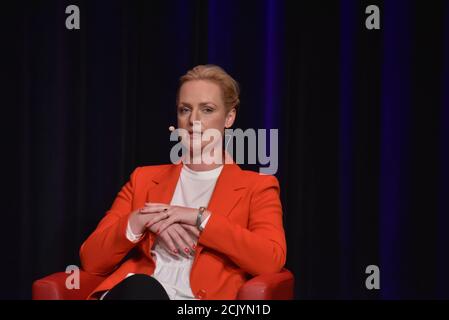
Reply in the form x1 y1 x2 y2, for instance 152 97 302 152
237 268 294 300
33 269 295 300
32 271 106 300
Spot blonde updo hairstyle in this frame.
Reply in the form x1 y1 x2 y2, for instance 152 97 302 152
177 64 240 112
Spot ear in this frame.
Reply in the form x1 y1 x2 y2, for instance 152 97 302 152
225 108 236 128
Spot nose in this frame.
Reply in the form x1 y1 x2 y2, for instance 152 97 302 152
189 109 201 126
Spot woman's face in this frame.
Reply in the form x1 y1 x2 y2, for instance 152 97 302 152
177 80 236 150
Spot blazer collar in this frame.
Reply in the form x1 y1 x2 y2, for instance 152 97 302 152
145 163 183 205
146 160 247 218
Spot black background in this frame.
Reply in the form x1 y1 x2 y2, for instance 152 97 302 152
1 0 448 299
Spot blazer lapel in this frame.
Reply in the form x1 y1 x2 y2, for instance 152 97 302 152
142 161 247 259
145 160 247 216
206 162 247 219
145 163 183 204
192 162 248 286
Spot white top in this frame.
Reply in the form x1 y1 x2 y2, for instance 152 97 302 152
122 164 223 300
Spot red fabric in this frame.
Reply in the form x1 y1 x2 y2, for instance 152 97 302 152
237 269 295 300
32 271 106 300
79 163 287 299
32 269 294 300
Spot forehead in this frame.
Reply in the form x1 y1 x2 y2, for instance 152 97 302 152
179 80 223 104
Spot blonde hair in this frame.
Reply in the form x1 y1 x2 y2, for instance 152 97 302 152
177 64 240 111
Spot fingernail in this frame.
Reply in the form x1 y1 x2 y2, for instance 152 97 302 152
192 244 196 250
184 247 189 254
173 249 178 254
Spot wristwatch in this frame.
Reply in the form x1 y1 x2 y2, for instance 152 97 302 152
196 206 207 231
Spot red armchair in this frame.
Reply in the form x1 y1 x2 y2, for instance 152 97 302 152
32 268 294 300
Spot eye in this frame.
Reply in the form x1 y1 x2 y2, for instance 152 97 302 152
202 107 214 113
178 106 190 114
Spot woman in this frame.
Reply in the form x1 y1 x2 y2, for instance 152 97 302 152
80 65 287 300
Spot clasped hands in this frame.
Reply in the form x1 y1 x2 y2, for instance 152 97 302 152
128 202 210 258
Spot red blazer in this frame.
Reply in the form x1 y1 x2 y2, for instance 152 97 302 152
80 162 287 300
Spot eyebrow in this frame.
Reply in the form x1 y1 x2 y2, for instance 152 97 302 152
179 102 217 107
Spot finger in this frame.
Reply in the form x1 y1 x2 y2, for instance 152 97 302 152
145 212 170 228
156 216 177 235
160 241 179 258
139 205 169 214
169 225 193 257
159 232 179 257
156 212 179 232
175 225 197 252
146 220 162 234
181 224 200 238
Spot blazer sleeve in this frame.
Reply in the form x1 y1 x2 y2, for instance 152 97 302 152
198 175 287 276
79 167 142 275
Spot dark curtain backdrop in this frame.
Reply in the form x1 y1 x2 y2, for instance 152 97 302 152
1 0 448 299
